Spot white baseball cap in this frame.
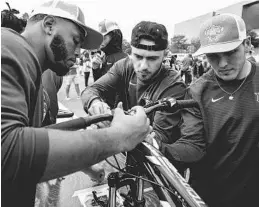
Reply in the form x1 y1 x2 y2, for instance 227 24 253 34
195 13 247 56
98 19 120 36
30 0 103 50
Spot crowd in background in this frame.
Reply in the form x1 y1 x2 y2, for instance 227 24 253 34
1 2 259 207
2 2 257 98
67 42 257 95
65 49 213 95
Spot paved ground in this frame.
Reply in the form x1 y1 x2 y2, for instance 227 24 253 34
58 71 94 117
56 72 99 207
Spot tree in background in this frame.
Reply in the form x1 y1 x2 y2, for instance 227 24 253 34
169 35 202 54
22 12 29 21
190 37 201 52
169 35 189 53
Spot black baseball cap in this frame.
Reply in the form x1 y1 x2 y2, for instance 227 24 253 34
131 21 168 51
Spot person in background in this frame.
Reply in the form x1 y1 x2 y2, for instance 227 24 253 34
181 53 193 85
170 55 177 68
91 19 127 81
65 58 81 100
192 58 204 81
83 52 92 87
124 47 132 55
174 59 182 71
156 13 259 207
162 55 171 67
201 55 212 73
79 53 84 75
91 49 104 80
1 1 151 206
246 50 256 63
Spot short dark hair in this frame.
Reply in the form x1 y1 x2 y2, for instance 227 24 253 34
28 13 47 22
1 10 27 33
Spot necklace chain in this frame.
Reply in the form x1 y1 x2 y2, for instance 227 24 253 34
214 73 248 100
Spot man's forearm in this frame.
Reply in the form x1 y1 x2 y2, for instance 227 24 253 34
160 139 205 163
82 64 123 111
153 110 182 144
41 128 121 182
81 86 102 111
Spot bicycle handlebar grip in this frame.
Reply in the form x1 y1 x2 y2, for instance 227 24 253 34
45 99 198 131
176 99 199 109
46 117 90 130
46 114 113 130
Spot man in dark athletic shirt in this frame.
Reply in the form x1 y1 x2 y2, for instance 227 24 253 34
157 14 259 207
82 21 186 146
1 1 151 206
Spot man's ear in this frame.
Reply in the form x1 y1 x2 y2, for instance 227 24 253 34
244 36 251 53
42 15 56 35
129 46 133 59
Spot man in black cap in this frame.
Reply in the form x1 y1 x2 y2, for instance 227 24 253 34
82 21 186 147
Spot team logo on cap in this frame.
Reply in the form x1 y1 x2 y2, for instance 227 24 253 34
204 25 224 43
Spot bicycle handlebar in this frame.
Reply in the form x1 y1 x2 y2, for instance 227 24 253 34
46 114 113 130
46 98 198 130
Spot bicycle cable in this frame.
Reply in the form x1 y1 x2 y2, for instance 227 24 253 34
105 155 188 206
113 154 122 170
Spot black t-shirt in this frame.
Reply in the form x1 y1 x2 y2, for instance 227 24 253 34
161 63 259 207
1 28 49 206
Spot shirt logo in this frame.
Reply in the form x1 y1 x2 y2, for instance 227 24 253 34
211 96 224 103
204 25 224 43
129 81 136 85
255 92 259 102
139 92 152 106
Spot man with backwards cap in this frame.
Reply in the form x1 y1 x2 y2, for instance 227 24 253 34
82 21 186 152
1 1 152 206
157 14 259 207
91 19 127 81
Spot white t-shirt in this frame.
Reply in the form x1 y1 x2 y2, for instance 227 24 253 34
84 61 92 72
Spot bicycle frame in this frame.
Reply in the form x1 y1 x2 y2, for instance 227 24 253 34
107 142 208 207
105 98 207 207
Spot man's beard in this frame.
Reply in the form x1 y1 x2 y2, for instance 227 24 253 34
49 34 69 76
136 62 163 83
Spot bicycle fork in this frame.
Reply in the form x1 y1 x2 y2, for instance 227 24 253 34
107 171 145 207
